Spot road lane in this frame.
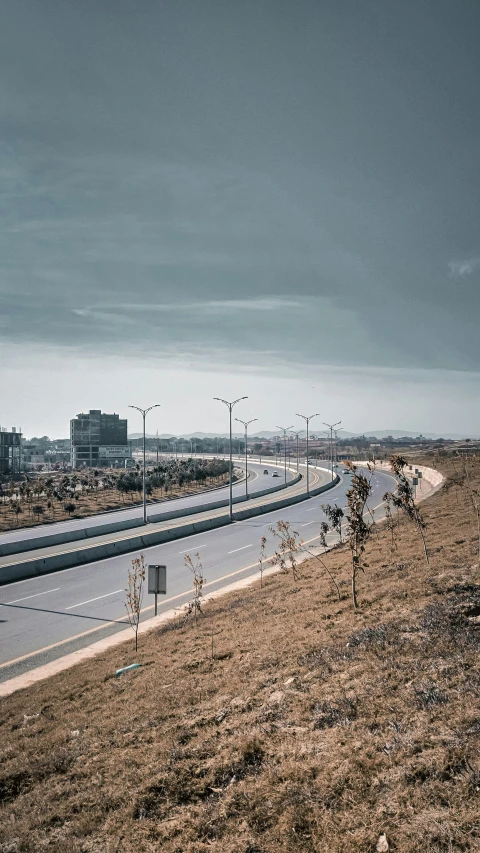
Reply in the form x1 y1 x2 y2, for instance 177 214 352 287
0 458 291 551
0 466 396 680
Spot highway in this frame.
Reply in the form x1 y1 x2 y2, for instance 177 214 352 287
0 457 293 554
0 465 397 682
0 462 318 580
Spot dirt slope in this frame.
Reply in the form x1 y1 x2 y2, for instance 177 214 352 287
1 456 479 853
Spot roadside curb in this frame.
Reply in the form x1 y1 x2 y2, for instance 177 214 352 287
3 462 436 697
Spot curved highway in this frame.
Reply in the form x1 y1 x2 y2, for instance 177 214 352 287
0 458 294 555
0 465 397 681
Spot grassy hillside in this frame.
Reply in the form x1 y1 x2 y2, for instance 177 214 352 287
1 456 479 852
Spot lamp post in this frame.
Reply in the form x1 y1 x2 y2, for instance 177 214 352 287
276 425 294 484
333 427 343 472
214 396 247 520
235 417 257 499
128 404 160 523
289 430 303 473
323 421 341 481
295 413 319 496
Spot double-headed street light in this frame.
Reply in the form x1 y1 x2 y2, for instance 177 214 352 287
235 417 257 500
128 404 160 523
323 421 341 481
289 430 303 474
276 425 294 484
214 396 247 521
295 413 319 496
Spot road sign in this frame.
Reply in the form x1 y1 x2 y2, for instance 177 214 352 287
148 564 167 615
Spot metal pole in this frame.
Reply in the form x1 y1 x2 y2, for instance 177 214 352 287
236 418 257 500
142 413 147 522
323 421 341 482
214 396 247 521
296 414 319 497
129 404 160 524
289 431 302 474
276 425 293 485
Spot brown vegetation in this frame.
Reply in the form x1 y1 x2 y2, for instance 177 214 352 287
0 462 231 534
1 455 480 852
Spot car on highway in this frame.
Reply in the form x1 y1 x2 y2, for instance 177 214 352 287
272 471 280 477
263 469 269 474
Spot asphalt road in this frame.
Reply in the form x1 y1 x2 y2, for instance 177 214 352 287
0 462 317 574
0 465 396 681
0 457 293 551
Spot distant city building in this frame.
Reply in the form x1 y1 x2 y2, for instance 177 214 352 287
0 427 22 475
70 410 130 468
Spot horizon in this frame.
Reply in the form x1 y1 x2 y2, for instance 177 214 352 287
1 2 479 435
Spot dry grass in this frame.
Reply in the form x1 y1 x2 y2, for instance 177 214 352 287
1 455 480 852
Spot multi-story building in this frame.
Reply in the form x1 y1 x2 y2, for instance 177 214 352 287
0 427 22 475
70 410 130 468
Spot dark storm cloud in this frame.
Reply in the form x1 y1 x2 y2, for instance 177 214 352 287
1 0 479 370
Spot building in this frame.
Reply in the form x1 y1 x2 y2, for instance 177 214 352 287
70 410 130 468
0 427 22 475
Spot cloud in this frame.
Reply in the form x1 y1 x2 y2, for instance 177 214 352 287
448 257 480 278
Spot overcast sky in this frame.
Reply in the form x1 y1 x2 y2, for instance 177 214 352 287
1 0 479 438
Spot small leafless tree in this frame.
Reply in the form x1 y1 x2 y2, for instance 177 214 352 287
461 455 480 562
125 554 146 652
183 552 205 624
344 462 375 610
384 499 399 560
384 455 429 567
269 519 304 581
259 535 267 588
321 502 344 543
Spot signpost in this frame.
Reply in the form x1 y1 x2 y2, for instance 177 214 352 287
148 564 167 615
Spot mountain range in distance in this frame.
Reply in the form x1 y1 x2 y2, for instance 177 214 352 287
128 429 480 441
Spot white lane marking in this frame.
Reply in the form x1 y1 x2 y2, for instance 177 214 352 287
228 544 253 554
305 507 317 512
66 589 123 610
4 587 61 605
179 545 208 554
301 521 317 527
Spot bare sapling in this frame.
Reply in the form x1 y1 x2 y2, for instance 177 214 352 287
384 455 429 567
384 499 399 561
269 519 304 582
259 535 267 588
320 502 344 544
344 462 375 610
461 455 480 563
125 554 146 652
261 522 341 600
183 551 205 624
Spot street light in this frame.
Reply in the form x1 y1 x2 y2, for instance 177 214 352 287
333 427 343 472
295 413 319 496
128 404 160 523
235 417 257 499
276 425 294 484
289 430 303 474
214 396 248 520
323 421 341 481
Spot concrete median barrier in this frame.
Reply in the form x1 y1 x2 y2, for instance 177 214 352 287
0 472 334 585
0 473 302 559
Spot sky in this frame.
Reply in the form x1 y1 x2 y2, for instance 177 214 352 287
1 0 479 438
